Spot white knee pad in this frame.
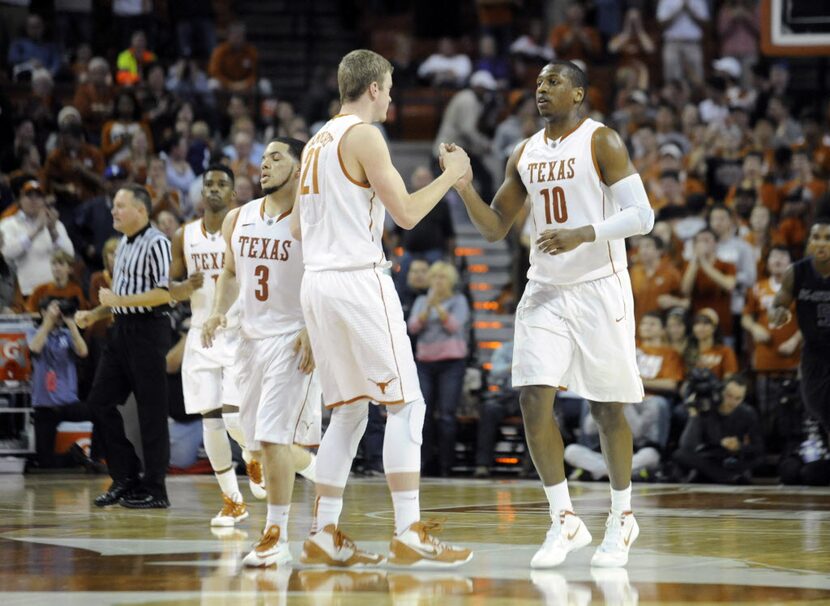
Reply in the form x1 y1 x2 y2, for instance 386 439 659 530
315 402 369 488
383 398 425 474
203 417 233 471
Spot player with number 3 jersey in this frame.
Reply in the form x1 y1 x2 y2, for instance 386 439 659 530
455 60 654 570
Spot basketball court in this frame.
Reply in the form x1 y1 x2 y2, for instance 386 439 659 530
1 475 828 604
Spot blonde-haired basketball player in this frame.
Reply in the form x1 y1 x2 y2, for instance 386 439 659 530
203 138 320 567
169 164 266 527
292 49 472 568
454 60 654 568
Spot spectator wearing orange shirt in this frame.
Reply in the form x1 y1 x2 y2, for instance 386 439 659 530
689 308 738 380
741 246 801 440
72 57 115 146
208 22 258 94
778 149 827 257
630 234 686 326
100 90 154 165
725 151 780 215
43 122 105 207
116 30 157 87
549 2 601 62
26 250 89 313
681 229 737 339
744 204 785 277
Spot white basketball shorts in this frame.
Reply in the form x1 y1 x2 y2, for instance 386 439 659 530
181 326 241 414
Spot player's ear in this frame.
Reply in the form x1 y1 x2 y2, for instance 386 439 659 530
574 87 584 105
368 80 379 99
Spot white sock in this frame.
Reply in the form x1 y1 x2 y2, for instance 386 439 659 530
391 490 420 535
315 496 343 531
543 480 573 521
297 454 316 482
215 469 241 500
610 485 632 516
241 449 253 465
266 504 290 540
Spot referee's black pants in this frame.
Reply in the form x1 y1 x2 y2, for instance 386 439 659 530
801 348 830 437
88 315 171 497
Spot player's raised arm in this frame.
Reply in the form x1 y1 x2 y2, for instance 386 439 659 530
349 124 470 229
454 140 529 242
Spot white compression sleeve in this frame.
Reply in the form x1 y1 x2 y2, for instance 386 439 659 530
592 173 655 242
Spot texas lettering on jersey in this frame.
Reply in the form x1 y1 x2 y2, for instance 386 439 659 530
525 157 576 184
237 236 292 261
190 251 225 273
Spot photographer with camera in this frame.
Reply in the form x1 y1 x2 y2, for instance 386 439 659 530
27 297 98 470
672 375 763 484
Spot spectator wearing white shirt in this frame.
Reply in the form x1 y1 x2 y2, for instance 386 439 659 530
0 180 74 296
657 0 709 84
417 37 472 88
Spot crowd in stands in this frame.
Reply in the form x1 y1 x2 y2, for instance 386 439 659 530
0 0 827 485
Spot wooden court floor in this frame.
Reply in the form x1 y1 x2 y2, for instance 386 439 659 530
0 474 829 605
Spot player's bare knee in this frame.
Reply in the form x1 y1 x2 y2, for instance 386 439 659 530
520 387 552 424
589 401 625 431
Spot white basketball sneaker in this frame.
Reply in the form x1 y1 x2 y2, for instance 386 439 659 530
591 511 639 568
242 525 293 567
530 511 592 568
246 459 267 500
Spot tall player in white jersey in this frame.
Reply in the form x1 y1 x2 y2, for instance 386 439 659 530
455 61 654 568
203 138 320 568
169 164 267 528
292 49 471 568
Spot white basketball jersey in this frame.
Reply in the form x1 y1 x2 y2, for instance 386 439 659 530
298 114 387 271
519 117 628 285
183 218 239 329
231 198 305 339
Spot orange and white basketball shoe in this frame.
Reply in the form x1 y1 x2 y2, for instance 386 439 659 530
242 525 292 567
591 511 639 568
388 520 473 568
300 524 385 568
211 493 249 527
531 510 592 568
246 459 267 500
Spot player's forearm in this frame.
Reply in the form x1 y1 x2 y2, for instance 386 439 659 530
455 183 511 242
116 288 172 308
169 281 194 302
593 174 654 242
401 171 457 229
88 305 113 323
211 270 237 316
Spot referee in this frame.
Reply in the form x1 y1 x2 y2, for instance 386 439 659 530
76 184 173 509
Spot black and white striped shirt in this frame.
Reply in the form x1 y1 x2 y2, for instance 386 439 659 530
111 224 172 315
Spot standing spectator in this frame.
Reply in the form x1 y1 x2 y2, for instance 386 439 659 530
407 262 470 477
72 57 115 146
392 166 455 291
673 375 762 483
0 180 74 297
112 0 153 49
27 298 93 469
630 234 686 325
657 0 709 85
549 2 601 62
0 0 30 66
717 0 760 71
74 184 173 509
725 152 780 215
742 246 801 438
116 30 156 87
744 204 785 276
417 37 472 88
42 120 105 219
433 71 496 201
101 91 154 165
168 0 216 60
767 97 803 148
55 0 94 53
26 249 88 313
688 308 738 380
8 14 62 79
608 7 656 91
208 21 258 95
682 229 737 339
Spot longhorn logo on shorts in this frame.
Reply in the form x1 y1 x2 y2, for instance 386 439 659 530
369 377 397 395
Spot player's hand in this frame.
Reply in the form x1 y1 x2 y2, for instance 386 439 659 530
293 327 315 374
750 324 771 344
441 143 474 189
438 143 471 181
98 288 119 307
768 305 791 329
74 310 93 329
186 272 205 293
536 226 593 255
201 313 226 348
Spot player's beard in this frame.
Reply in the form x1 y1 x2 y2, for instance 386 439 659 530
262 172 291 196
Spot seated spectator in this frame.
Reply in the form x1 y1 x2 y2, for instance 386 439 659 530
8 14 62 79
208 21 258 94
743 205 785 277
116 30 156 87
408 261 470 476
0 231 23 312
673 375 763 483
779 415 830 487
665 307 692 366
630 234 686 325
72 57 115 145
682 229 737 339
101 90 154 164
0 118 36 174
510 18 554 62
139 63 180 146
767 96 803 148
549 2 601 62
0 180 74 297
163 133 196 212
637 312 685 402
399 258 430 324
19 69 60 150
222 117 266 165
234 174 255 205
42 120 105 209
688 308 738 380
27 249 88 313
166 58 214 112
741 246 801 440
474 34 510 88
155 209 180 239
27 298 94 469
120 128 153 184
417 37 472 88
228 130 260 186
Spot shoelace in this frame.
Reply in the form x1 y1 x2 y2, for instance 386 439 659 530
414 519 452 550
219 494 239 516
332 528 357 552
247 461 263 484
257 526 281 550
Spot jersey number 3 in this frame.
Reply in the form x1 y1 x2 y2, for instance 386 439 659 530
542 187 568 224
254 265 269 301
300 147 321 195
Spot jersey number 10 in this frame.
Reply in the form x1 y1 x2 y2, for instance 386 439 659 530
542 187 568 224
